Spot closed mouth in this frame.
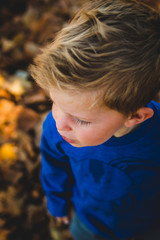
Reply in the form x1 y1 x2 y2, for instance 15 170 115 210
60 135 76 144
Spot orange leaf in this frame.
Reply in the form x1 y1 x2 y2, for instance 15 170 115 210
0 143 17 162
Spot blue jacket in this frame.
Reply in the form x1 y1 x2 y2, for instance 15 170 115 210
40 101 160 239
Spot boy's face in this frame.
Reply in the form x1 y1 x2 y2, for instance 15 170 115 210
50 88 128 147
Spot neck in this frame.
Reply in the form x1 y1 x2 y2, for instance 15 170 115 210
114 124 140 138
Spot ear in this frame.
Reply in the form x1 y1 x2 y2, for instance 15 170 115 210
124 107 154 128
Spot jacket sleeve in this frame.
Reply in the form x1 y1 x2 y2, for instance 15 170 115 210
40 113 74 217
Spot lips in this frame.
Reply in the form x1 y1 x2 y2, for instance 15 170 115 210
60 135 76 144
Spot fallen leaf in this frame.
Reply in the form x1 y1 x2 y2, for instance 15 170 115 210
24 41 40 57
0 74 6 87
0 143 17 162
0 89 11 100
0 99 22 139
23 89 47 105
0 186 23 215
5 78 25 98
0 229 10 240
0 219 6 228
17 107 39 132
17 131 35 158
1 38 16 52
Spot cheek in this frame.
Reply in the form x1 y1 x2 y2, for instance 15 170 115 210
75 127 106 145
52 104 60 123
76 127 93 141
51 105 56 118
76 125 116 145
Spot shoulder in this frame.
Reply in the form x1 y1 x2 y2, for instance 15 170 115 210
147 101 160 136
149 101 160 117
149 100 160 109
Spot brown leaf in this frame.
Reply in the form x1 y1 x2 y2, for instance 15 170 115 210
23 89 47 105
17 132 35 158
0 219 6 228
4 74 32 101
17 107 39 132
1 38 15 52
0 186 24 216
0 229 10 240
0 99 22 139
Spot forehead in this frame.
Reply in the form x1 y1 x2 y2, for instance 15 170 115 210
49 88 106 119
50 88 103 108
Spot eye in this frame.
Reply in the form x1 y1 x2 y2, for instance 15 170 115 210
74 118 91 126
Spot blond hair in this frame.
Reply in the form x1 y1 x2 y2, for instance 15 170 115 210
29 0 160 115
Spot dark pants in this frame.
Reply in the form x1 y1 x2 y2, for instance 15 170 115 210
69 214 160 240
70 214 109 240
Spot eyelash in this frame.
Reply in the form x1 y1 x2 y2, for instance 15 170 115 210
75 118 91 126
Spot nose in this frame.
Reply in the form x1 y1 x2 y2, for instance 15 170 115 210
55 112 72 132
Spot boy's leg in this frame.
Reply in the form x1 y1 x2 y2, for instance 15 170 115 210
131 226 160 240
70 214 160 240
69 214 110 240
139 226 160 240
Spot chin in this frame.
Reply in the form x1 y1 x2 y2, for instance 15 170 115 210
70 142 98 148
70 142 84 148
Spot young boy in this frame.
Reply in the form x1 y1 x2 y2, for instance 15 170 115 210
29 0 160 239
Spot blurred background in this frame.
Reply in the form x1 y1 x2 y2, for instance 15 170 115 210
0 1 160 240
